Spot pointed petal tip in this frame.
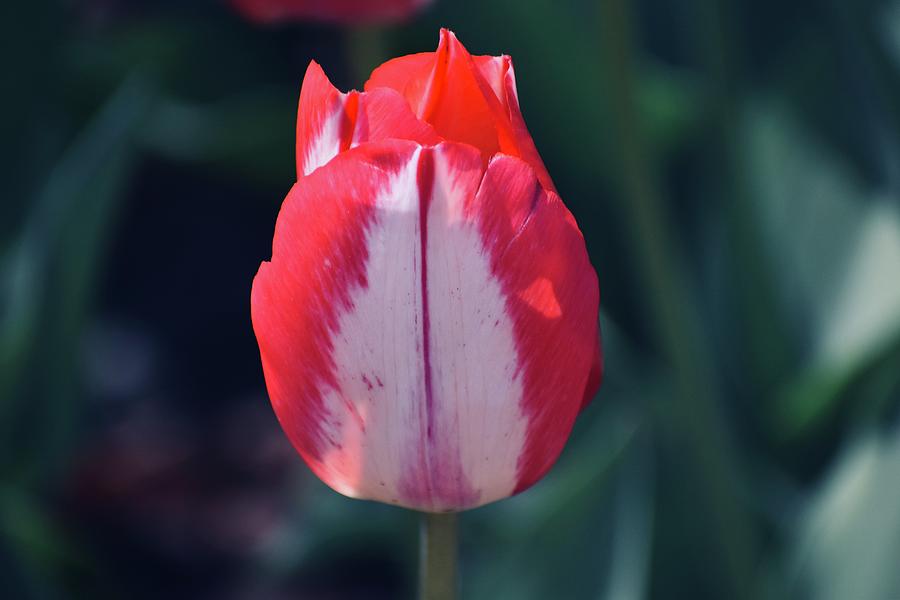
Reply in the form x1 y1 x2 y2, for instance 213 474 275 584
438 28 468 54
302 59 328 85
303 60 348 101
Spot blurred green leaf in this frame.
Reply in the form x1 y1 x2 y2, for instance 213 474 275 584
814 198 900 373
882 1 900 69
1 75 153 481
599 436 654 600
637 63 703 156
781 201 900 435
744 103 900 439
790 427 900 600
140 88 295 185
0 486 81 578
66 17 291 103
744 104 866 342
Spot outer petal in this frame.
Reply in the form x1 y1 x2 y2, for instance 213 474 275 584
362 52 436 109
365 29 556 192
470 154 599 492
469 49 593 404
232 0 431 25
296 61 440 177
252 140 599 511
253 140 422 506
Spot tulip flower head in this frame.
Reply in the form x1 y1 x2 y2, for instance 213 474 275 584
231 0 431 24
251 30 602 512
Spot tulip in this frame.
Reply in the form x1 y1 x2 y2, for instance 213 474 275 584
251 29 602 513
231 0 431 24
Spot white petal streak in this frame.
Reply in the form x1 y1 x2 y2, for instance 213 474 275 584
426 144 527 505
317 147 424 502
302 100 345 176
317 143 527 510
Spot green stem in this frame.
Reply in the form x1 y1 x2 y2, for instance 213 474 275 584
598 0 758 598
692 0 792 389
419 512 458 600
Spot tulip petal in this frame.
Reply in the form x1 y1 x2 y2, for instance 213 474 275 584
350 86 442 150
296 61 440 177
295 61 351 177
252 140 598 511
365 31 504 160
254 140 425 506
365 29 556 192
470 154 599 492
362 52 437 110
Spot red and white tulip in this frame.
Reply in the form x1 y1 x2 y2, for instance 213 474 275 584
251 30 602 512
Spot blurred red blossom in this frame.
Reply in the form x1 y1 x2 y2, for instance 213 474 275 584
231 0 431 24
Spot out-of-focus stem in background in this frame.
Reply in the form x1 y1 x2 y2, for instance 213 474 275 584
345 27 389 86
690 0 793 391
598 0 758 598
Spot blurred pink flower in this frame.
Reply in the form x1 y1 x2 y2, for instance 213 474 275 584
231 0 431 24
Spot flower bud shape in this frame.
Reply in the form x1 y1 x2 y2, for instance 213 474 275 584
251 30 602 512
231 0 431 24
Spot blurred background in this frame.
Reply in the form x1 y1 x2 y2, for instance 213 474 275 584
3 0 900 598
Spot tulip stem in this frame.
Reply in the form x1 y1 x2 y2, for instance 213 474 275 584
419 511 458 600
